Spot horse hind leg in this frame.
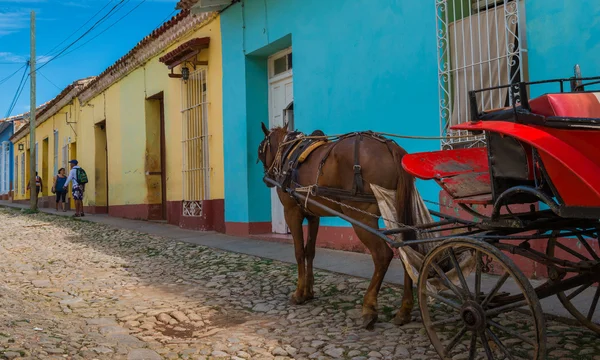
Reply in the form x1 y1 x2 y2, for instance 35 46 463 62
393 263 414 325
349 219 394 330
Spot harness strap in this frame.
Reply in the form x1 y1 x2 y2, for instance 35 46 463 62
352 133 364 196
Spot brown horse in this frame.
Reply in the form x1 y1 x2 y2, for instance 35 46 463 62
257 122 418 329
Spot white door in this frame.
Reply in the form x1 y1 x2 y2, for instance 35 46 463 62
268 47 293 234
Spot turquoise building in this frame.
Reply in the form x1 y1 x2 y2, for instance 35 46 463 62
177 0 600 249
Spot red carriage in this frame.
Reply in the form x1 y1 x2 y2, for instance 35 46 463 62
261 75 600 359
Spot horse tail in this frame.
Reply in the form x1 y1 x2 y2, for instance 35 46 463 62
390 143 417 244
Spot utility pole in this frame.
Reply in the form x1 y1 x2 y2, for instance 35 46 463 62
29 10 37 211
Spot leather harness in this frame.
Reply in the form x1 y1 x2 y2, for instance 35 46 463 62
271 130 399 212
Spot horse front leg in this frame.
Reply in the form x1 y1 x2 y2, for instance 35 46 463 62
285 209 308 305
393 264 414 325
304 216 320 301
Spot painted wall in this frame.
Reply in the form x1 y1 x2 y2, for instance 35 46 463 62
78 15 224 216
12 102 79 204
220 0 441 227
525 0 600 96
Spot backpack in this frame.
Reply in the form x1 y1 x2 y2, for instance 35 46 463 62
76 167 89 184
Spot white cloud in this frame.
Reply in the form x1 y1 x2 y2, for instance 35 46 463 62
0 52 50 64
0 11 29 36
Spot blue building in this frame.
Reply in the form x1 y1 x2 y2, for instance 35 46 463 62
178 0 600 249
0 120 14 199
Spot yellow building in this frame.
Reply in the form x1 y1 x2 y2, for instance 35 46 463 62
76 10 224 230
11 80 94 209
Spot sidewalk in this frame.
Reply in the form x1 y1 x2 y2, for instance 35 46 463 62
1 200 597 325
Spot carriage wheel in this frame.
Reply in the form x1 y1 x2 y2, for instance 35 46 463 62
418 238 546 360
547 230 600 334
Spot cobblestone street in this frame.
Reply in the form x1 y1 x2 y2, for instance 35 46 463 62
0 208 598 360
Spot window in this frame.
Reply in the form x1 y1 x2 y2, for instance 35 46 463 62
62 143 68 172
269 48 292 79
0 142 8 194
181 67 210 216
436 0 524 149
20 153 25 195
53 130 59 175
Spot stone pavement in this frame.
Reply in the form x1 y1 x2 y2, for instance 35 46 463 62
1 201 598 324
0 205 598 359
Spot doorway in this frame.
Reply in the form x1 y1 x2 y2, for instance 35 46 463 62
95 121 109 212
146 92 167 220
69 142 77 209
268 47 293 234
42 138 49 195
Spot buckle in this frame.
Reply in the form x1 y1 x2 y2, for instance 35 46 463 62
353 165 362 172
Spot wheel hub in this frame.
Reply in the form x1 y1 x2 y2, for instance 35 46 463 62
460 301 486 331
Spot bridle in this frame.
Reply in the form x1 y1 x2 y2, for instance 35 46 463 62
258 130 294 179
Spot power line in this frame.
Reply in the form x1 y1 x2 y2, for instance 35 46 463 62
155 9 177 29
35 0 127 72
60 0 149 59
38 70 62 91
0 63 27 86
43 0 116 57
5 63 30 118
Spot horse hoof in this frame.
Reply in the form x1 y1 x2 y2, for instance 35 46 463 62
362 314 378 330
290 295 306 305
392 313 412 326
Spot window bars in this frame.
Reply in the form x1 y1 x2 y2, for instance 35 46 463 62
181 67 210 216
436 0 524 149
14 155 18 195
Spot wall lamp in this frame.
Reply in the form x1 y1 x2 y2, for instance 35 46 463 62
18 144 24 151
181 66 190 81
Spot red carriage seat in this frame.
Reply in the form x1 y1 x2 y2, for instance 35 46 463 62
402 147 493 205
529 92 600 118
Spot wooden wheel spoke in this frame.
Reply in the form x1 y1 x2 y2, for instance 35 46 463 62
480 331 494 359
576 233 600 260
475 250 482 301
448 247 472 299
432 314 462 327
486 328 515 360
432 262 466 301
485 300 528 318
443 326 467 356
487 319 535 346
426 291 462 311
567 283 592 301
468 331 478 360
481 272 510 308
555 241 589 261
587 286 600 321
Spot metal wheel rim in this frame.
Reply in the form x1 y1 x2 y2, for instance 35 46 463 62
547 231 600 334
417 237 547 360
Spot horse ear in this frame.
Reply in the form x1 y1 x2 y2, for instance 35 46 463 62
283 120 289 130
261 122 269 136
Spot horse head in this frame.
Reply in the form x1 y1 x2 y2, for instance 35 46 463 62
258 121 289 187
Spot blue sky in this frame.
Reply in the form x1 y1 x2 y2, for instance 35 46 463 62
0 0 179 118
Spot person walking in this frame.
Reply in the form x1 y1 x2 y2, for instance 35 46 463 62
26 172 43 206
63 160 88 217
52 168 68 212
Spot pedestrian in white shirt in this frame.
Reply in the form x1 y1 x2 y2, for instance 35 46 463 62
63 159 85 217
